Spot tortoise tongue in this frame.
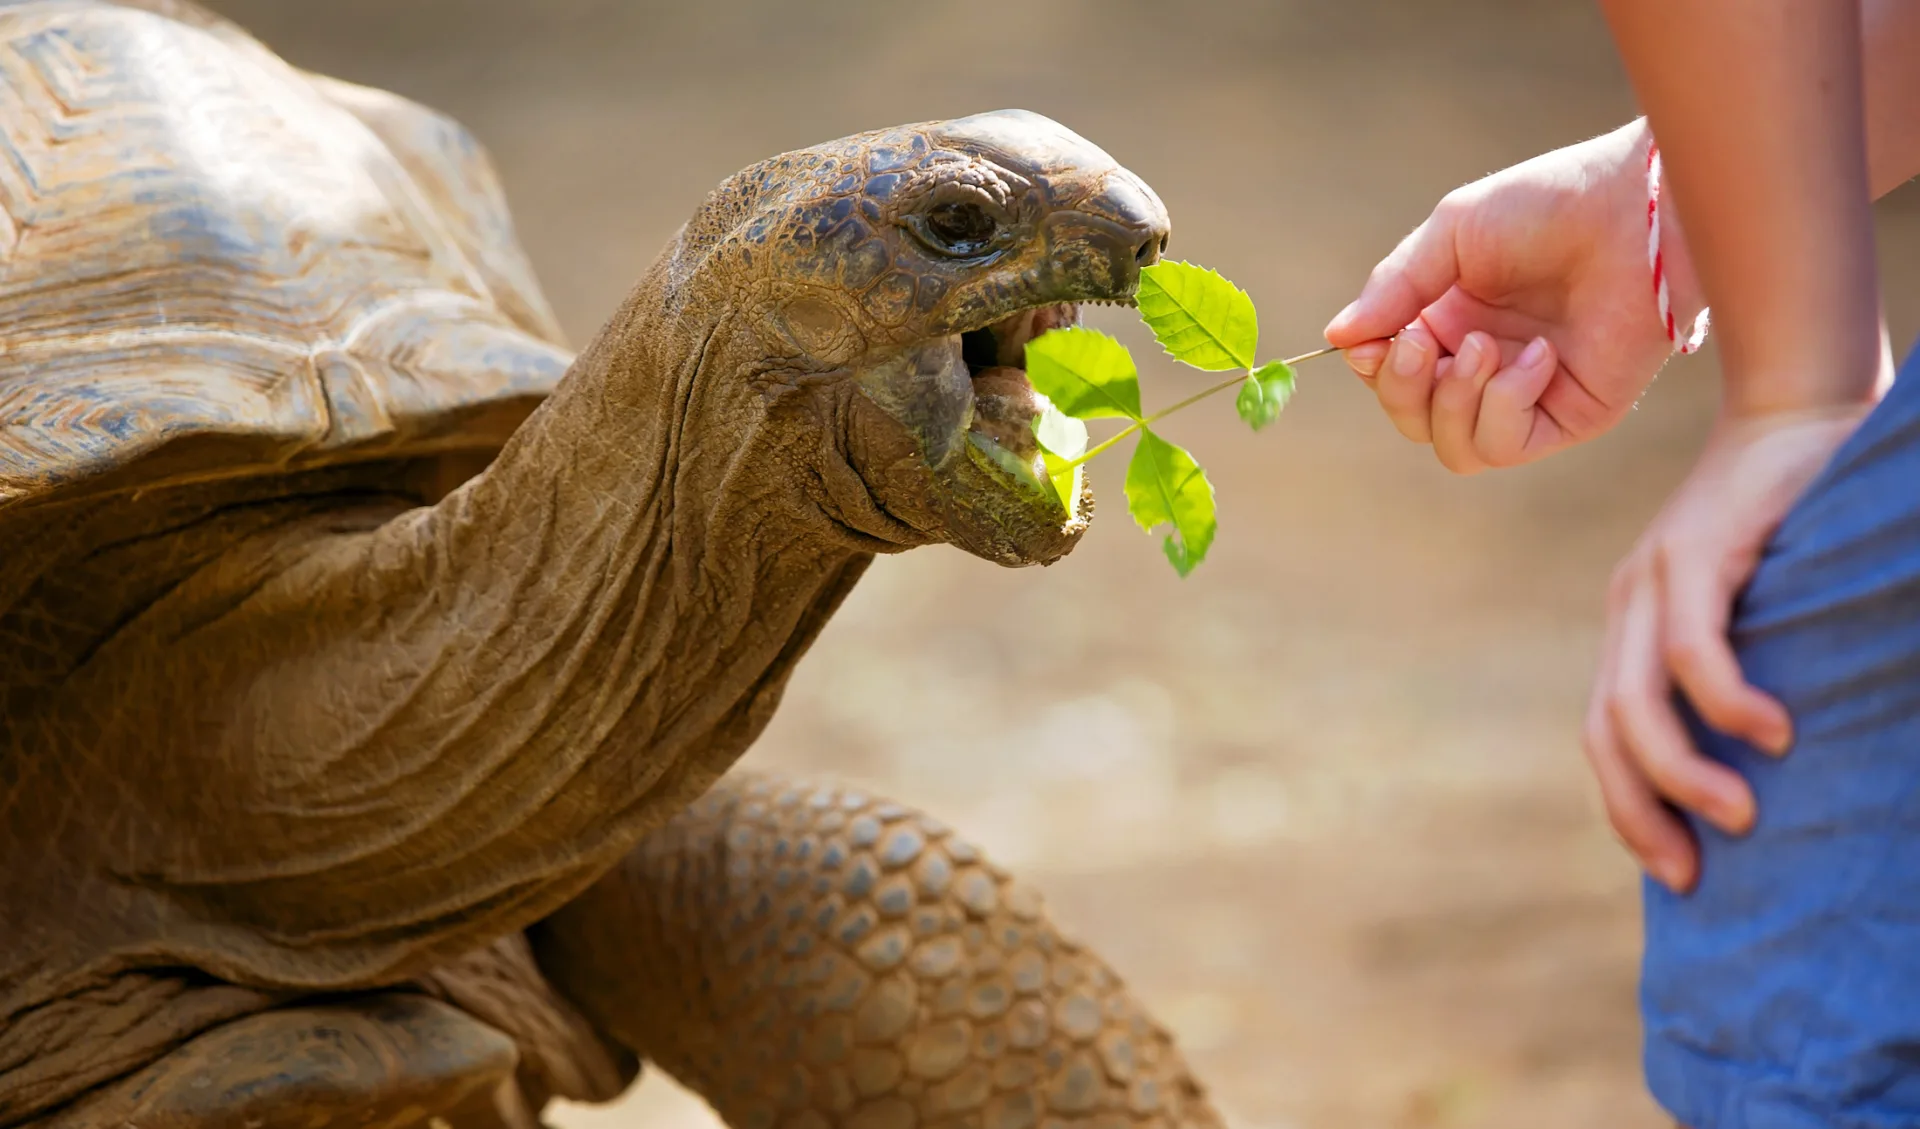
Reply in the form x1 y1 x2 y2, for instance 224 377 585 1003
963 301 1081 464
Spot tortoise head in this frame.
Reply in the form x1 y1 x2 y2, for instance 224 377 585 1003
657 109 1170 567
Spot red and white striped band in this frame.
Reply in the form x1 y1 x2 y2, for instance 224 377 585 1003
1646 140 1710 356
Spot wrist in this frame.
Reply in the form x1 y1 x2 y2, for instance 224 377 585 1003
1613 118 1708 352
1649 140 1708 333
1720 324 1893 419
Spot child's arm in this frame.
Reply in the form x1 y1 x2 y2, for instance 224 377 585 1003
1606 0 1881 413
1589 0 1888 892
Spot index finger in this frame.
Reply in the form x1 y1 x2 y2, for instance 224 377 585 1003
1610 571 1757 836
1659 547 1794 755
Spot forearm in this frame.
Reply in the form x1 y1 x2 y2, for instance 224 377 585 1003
1867 0 1920 196
1603 0 1882 415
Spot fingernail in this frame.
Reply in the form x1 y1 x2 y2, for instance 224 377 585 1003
1518 336 1550 371
1762 724 1793 757
1655 860 1690 892
1346 341 1388 378
1392 327 1430 377
1453 334 1482 379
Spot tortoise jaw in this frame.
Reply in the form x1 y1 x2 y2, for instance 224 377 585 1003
923 299 1098 567
950 292 1140 480
849 298 1101 566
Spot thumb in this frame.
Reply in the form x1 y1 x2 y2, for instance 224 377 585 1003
1325 204 1464 348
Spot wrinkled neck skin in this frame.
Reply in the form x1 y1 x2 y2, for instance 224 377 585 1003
4 251 909 1015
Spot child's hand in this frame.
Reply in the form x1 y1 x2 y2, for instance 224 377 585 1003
1326 120 1702 473
1584 404 1868 892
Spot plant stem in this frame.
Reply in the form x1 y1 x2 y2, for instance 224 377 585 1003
1279 345 1340 365
1059 345 1340 469
1061 421 1141 469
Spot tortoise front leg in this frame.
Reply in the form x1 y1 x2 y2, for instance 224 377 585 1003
529 773 1225 1129
39 994 536 1129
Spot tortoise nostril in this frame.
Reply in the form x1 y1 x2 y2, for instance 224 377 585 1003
1135 237 1160 267
1159 234 1170 254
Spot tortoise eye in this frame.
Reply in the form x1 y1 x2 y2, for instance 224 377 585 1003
918 201 999 257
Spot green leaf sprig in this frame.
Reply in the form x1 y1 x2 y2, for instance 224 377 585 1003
1024 261 1336 576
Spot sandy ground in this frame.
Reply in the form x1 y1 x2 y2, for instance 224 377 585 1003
201 2 1920 1125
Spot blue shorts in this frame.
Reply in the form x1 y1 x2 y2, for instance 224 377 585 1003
1643 344 1920 1128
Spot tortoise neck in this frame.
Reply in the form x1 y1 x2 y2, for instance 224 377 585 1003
0 257 881 1017
48 267 873 994
380 265 877 889
440 269 877 785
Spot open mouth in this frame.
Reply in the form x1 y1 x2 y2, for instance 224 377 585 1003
951 299 1130 510
961 301 1078 458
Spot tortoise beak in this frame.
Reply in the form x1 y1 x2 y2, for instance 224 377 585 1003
1041 168 1171 298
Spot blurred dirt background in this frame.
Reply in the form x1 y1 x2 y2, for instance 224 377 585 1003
198 2 1920 1126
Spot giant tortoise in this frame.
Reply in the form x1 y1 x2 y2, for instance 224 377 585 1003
0 1 1224 1127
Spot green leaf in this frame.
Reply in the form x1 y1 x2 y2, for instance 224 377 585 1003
1041 448 1083 518
1234 359 1296 432
1031 393 1088 519
1031 393 1088 460
1022 327 1142 421
1124 428 1218 577
1136 260 1259 372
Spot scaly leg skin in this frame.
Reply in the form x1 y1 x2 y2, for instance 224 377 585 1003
530 773 1226 1129
38 993 537 1129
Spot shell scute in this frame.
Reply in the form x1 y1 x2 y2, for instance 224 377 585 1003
0 0 568 513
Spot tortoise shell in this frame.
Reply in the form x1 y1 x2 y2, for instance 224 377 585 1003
0 0 571 512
